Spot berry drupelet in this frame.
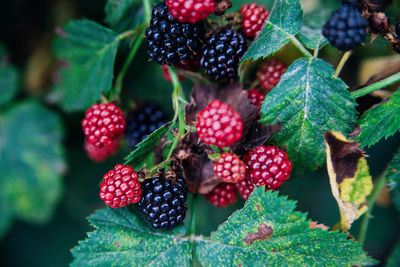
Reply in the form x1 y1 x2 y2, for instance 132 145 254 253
200 28 247 84
99 164 142 208
84 138 120 162
247 89 266 110
212 153 246 183
82 103 126 148
323 5 368 51
235 177 255 200
196 100 243 148
138 176 188 229
240 3 270 39
125 103 169 148
165 0 216 23
204 182 237 207
244 145 292 189
146 2 204 66
256 60 287 91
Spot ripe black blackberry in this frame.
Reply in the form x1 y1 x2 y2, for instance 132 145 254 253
138 176 188 229
125 103 169 148
145 2 204 66
200 28 247 84
323 5 368 51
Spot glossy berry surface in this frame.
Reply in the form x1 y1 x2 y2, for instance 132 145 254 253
200 28 247 84
256 60 287 91
240 3 270 38
145 2 204 66
212 153 246 183
247 89 266 110
84 138 120 162
166 0 216 23
235 177 255 200
125 103 169 147
99 164 142 208
138 176 187 229
204 183 237 207
82 103 125 148
196 100 243 147
244 145 292 189
323 5 368 51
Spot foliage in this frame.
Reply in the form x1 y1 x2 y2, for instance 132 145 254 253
72 187 376 266
386 149 400 212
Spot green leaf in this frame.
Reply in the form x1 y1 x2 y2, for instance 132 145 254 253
356 89 400 147
71 207 191 267
0 44 19 107
0 101 65 228
387 242 400 267
124 123 171 169
52 19 121 112
260 57 357 175
104 0 143 32
386 149 400 212
195 187 376 266
240 0 303 64
297 10 330 50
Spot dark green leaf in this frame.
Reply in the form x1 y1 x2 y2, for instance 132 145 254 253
386 149 400 212
260 57 357 175
0 44 19 107
195 187 376 266
240 0 303 64
356 89 400 147
52 19 121 112
71 207 191 267
297 10 330 50
0 101 65 227
104 0 143 32
124 123 171 169
387 242 400 267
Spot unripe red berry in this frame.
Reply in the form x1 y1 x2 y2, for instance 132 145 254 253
82 103 126 148
247 89 266 110
256 60 287 91
196 100 243 147
244 145 292 189
212 153 246 183
204 182 237 207
84 138 120 162
235 177 254 200
240 3 270 38
166 0 216 23
99 164 142 208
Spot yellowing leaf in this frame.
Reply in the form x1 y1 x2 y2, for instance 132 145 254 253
324 131 373 231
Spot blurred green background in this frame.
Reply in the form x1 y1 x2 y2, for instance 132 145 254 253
0 0 399 266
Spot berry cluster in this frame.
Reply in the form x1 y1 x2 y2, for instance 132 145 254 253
165 0 215 23
257 59 287 91
323 4 368 51
240 3 270 38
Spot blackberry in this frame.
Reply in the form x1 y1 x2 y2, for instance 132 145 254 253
125 103 169 147
200 28 247 84
323 5 368 51
138 176 188 229
145 2 204 66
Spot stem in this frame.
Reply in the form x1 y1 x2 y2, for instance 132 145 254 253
290 37 312 58
110 28 146 101
351 72 400 98
358 174 387 245
142 0 152 25
334 51 352 77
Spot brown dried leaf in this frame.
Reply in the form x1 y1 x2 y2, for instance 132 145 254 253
243 223 273 245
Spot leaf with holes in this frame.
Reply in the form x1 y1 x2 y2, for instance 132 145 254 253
71 207 191 267
356 89 400 147
195 187 376 266
259 57 357 175
0 101 65 238
52 19 121 112
240 0 303 66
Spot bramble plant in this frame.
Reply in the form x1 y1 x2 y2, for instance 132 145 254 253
1 0 400 266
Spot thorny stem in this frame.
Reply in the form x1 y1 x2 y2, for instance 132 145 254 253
358 173 387 245
334 51 352 78
111 28 146 101
351 72 400 98
290 37 313 58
